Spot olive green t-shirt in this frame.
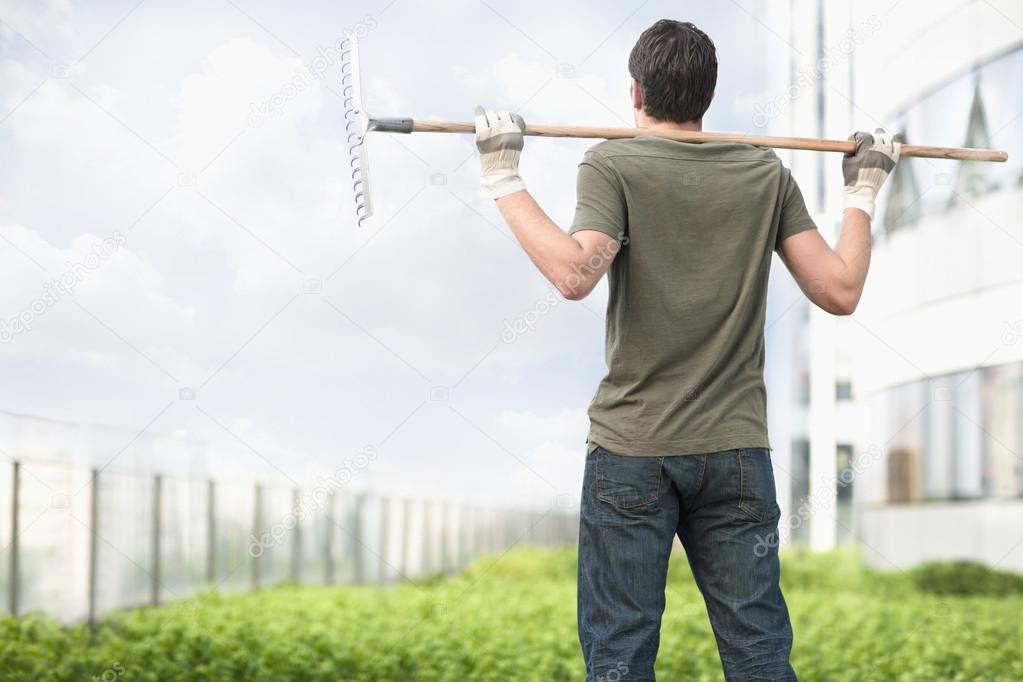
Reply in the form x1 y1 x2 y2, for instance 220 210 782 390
569 136 817 456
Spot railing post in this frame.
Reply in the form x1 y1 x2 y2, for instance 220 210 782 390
324 491 335 585
206 480 216 584
475 505 485 556
252 483 262 590
87 468 99 627
458 503 469 567
439 502 450 574
421 500 433 574
151 474 162 606
378 496 390 583
8 461 20 617
466 503 476 565
352 493 365 583
485 508 494 553
290 488 301 582
400 498 412 579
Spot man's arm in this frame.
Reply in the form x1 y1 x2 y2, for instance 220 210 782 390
778 128 901 316
495 191 619 300
777 209 871 315
474 106 618 300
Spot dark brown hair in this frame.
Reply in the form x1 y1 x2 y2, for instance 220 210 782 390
628 20 717 124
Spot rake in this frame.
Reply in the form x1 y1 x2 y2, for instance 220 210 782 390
341 34 1008 228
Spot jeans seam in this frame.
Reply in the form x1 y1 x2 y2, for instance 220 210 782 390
738 449 766 522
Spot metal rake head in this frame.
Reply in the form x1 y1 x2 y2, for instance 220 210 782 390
341 34 415 228
342 33 373 228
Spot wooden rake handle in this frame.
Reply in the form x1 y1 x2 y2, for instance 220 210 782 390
407 120 1008 163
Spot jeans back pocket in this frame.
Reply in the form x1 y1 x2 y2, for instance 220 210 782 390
595 447 664 509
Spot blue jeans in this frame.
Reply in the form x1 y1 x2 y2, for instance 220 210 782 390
578 446 796 682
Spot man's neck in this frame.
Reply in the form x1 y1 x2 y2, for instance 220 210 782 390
638 117 702 132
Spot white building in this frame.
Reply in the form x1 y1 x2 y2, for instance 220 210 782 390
766 0 1023 571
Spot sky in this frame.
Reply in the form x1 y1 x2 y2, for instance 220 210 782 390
0 0 795 506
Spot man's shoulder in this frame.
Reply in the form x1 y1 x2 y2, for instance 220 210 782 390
585 136 784 165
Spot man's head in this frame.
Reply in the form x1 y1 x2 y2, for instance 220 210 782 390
628 20 717 128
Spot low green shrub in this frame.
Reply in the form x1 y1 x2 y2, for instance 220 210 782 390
909 559 1023 597
1 548 1021 681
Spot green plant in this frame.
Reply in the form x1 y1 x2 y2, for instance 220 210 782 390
1 548 1021 681
909 559 1023 597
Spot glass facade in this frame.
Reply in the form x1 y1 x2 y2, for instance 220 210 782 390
881 44 1023 234
878 362 1023 503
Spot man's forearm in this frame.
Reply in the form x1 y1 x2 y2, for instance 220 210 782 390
495 190 603 298
475 106 620 300
831 207 872 309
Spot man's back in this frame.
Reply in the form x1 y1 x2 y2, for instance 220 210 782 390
570 137 816 456
477 17 898 680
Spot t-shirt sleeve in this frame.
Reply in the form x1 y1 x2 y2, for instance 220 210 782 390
775 172 818 252
569 151 627 243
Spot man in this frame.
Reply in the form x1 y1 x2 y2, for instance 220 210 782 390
474 18 900 682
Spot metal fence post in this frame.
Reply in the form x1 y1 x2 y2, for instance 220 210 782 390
151 474 162 606
206 480 216 584
324 491 335 585
87 468 99 627
400 497 412 579
475 505 485 557
459 503 470 567
352 493 365 583
8 461 20 617
290 488 301 581
421 500 433 574
378 496 390 583
439 502 450 574
485 508 494 553
252 483 263 590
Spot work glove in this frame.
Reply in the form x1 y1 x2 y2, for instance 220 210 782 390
842 127 902 218
474 105 527 200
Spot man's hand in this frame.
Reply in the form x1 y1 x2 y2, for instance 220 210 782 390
842 127 902 219
474 105 527 200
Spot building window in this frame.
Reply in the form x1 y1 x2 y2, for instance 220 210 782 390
880 44 1023 230
836 443 855 544
790 438 810 544
949 78 999 207
882 126 922 234
835 380 853 401
881 361 1023 503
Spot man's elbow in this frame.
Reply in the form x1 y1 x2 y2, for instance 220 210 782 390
823 285 862 316
559 283 594 301
555 273 597 300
